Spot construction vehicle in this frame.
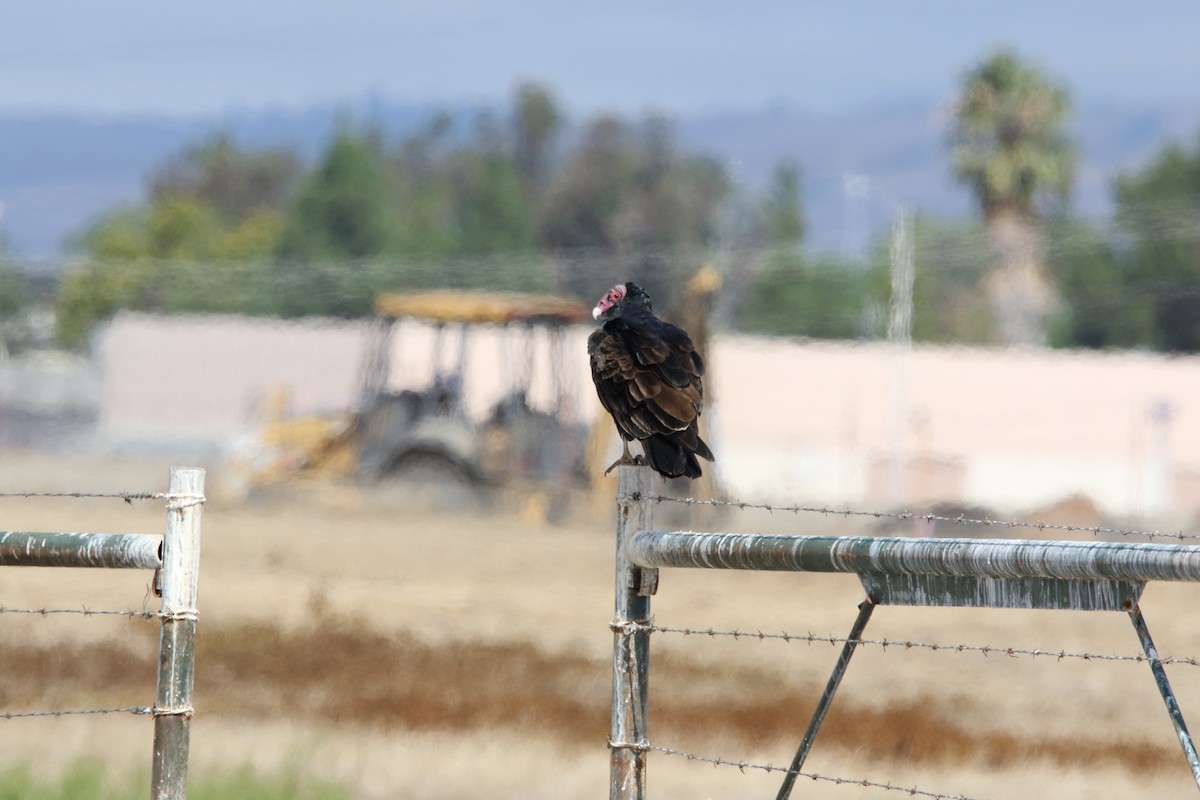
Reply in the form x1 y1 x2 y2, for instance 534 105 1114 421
244 289 593 511
356 290 591 489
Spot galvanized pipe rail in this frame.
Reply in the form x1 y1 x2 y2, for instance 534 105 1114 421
625 530 1200 582
0 467 204 800
609 465 1200 799
0 531 163 570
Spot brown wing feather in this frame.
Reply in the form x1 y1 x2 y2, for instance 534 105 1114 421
590 322 705 431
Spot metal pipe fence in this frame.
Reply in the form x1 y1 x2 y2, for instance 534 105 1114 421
0 466 205 800
609 463 1200 799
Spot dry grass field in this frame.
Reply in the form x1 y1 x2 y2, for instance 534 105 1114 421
1 450 1199 798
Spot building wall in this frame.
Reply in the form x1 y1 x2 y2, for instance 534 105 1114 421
98 313 1200 518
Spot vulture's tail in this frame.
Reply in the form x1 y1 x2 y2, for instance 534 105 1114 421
643 433 713 479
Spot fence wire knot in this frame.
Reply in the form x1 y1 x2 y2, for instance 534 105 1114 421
159 607 200 622
609 619 653 635
160 493 207 510
151 705 194 719
607 738 651 753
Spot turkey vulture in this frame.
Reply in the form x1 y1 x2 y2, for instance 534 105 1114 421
588 282 714 479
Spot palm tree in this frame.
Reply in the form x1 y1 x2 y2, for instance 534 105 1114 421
950 49 1075 346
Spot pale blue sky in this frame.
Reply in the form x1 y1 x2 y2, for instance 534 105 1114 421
3 1 1199 116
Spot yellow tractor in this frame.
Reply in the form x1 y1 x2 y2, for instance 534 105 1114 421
246 289 593 514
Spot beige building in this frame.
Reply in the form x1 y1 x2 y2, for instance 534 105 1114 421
99 312 1200 520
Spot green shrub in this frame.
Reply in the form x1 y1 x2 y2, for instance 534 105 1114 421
0 759 351 800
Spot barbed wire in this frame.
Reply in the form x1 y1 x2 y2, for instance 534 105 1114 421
650 494 1200 542
632 623 1200 668
0 706 153 720
0 606 157 619
0 491 205 507
608 739 976 800
0 705 193 720
0 606 197 621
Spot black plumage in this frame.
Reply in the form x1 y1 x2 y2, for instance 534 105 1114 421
588 282 714 479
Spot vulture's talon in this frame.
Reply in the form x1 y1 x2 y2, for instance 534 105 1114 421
603 453 639 475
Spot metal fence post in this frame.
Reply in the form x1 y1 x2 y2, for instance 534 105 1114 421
1128 602 1200 789
777 598 877 800
610 464 657 800
151 467 205 800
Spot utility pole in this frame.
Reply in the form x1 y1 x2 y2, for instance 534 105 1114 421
886 207 914 506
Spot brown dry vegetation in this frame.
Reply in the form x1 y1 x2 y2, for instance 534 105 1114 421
0 615 1182 777
1 451 1199 798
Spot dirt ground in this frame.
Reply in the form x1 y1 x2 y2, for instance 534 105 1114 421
1 450 1200 798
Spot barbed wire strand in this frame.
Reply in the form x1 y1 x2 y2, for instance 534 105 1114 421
0 606 156 619
0 606 198 621
628 622 1200 668
608 739 976 800
0 705 193 720
0 491 205 507
651 495 1199 542
0 707 153 720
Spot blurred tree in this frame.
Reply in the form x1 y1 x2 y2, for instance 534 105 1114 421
65 211 283 346
538 114 637 252
512 82 562 192
220 210 288 260
890 217 991 345
79 135 298 262
735 163 873 341
0 263 26 321
731 161 833 339
75 210 139 260
539 113 730 305
1111 139 1200 352
388 115 459 256
0 262 32 356
63 133 300 345
447 113 535 255
764 160 805 246
612 117 731 304
151 134 300 223
950 49 1075 346
55 89 788 339
79 198 219 261
737 253 872 339
1042 218 1149 350
273 129 400 317
277 130 394 261
55 260 151 347
143 196 223 259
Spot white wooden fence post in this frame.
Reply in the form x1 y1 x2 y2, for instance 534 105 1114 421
151 467 205 800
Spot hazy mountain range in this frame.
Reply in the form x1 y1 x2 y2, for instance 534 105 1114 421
4 96 1200 262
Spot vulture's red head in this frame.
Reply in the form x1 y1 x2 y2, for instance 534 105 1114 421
592 282 650 321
